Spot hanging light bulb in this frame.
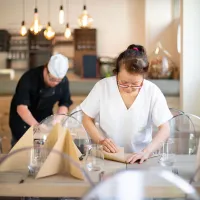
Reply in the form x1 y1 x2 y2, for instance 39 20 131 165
20 21 27 36
59 5 64 24
44 0 55 40
30 8 42 35
44 22 55 40
64 23 71 39
20 0 27 36
64 0 72 39
78 5 93 28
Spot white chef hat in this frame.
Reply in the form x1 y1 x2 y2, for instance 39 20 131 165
47 54 69 79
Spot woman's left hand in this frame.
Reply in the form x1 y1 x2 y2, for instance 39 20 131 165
126 150 151 164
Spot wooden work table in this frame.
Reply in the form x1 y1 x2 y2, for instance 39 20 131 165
0 154 199 198
0 156 126 198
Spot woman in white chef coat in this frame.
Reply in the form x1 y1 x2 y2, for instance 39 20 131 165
81 44 172 164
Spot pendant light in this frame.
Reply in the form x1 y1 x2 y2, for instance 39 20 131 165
59 0 65 24
30 0 42 35
44 0 55 40
64 0 72 39
78 0 93 28
20 0 27 36
44 22 55 40
64 23 71 39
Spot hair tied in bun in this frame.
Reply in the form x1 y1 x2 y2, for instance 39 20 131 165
133 47 139 51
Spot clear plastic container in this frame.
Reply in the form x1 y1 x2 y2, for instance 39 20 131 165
159 138 175 167
85 144 104 172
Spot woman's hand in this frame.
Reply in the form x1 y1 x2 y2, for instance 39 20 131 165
99 138 118 153
126 149 151 164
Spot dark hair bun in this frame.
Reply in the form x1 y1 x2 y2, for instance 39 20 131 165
127 44 146 54
113 44 149 74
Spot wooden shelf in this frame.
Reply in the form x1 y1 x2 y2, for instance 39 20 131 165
7 58 28 61
29 48 52 52
53 40 74 46
6 33 29 68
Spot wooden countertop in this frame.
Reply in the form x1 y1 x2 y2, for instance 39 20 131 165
0 158 126 198
0 155 199 198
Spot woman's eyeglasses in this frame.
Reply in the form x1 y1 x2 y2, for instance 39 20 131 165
117 82 142 89
117 76 143 89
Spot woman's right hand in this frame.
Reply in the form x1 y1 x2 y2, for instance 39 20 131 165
99 138 118 153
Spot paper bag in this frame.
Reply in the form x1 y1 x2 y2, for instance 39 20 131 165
0 124 64 172
36 129 84 180
43 123 65 150
11 126 34 151
103 147 160 163
65 129 84 180
0 126 34 172
104 147 131 163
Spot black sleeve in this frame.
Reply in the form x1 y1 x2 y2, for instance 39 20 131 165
14 73 31 106
58 77 73 108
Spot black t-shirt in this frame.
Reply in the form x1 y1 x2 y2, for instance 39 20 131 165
9 65 73 140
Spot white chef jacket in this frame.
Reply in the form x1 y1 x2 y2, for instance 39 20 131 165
80 76 172 153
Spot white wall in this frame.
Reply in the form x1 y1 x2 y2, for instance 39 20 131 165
145 0 180 66
128 0 145 47
0 0 144 58
0 0 177 62
145 0 172 52
180 0 200 115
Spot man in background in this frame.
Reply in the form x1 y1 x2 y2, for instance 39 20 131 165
9 54 73 146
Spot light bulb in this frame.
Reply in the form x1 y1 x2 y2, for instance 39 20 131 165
59 5 65 24
64 23 71 39
20 21 27 36
155 47 160 54
44 22 55 40
30 8 42 35
78 5 93 28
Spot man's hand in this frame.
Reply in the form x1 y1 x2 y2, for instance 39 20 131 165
52 114 66 125
33 123 50 133
57 106 68 115
99 138 119 153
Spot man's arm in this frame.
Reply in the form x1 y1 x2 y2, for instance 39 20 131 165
17 105 39 126
14 73 38 126
58 77 73 113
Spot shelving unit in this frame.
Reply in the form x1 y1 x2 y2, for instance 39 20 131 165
53 33 74 69
53 33 74 46
74 29 97 77
28 29 53 68
6 34 29 70
3 29 97 72
0 30 10 52
6 31 53 69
